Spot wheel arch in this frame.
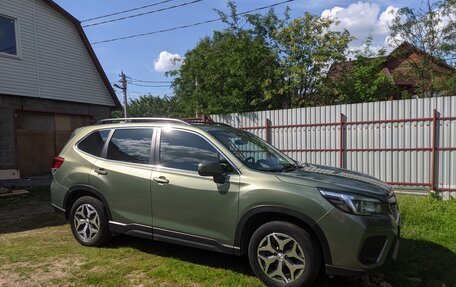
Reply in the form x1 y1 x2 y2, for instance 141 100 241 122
235 206 332 265
64 185 112 221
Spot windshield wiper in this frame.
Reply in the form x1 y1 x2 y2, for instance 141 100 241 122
278 164 299 172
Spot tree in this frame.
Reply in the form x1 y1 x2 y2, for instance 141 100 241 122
273 13 353 107
112 95 182 118
389 0 456 97
170 30 281 115
171 2 355 112
325 36 398 104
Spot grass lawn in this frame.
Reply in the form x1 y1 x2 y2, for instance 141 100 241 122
0 189 455 287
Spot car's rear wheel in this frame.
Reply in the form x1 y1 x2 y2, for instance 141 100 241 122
70 196 111 246
248 221 320 287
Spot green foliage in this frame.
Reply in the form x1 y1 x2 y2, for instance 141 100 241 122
327 36 398 104
170 1 354 114
170 30 281 115
273 13 353 107
111 95 183 118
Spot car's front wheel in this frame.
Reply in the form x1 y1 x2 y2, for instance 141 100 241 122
69 196 111 246
248 221 320 287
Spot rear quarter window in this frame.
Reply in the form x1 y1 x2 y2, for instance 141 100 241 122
77 130 110 157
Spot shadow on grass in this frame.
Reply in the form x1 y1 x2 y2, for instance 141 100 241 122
0 188 66 234
385 238 456 287
105 235 360 287
104 235 456 287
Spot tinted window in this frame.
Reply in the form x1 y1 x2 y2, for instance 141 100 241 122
160 130 219 171
107 129 153 164
0 15 17 55
78 130 110 157
209 128 295 172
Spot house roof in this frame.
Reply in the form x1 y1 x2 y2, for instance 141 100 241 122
328 42 455 80
41 0 121 109
389 42 455 69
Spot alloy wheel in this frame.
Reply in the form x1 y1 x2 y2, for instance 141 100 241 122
256 232 306 283
73 203 100 242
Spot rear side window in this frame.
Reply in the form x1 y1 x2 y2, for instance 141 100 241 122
107 129 153 164
78 130 110 157
160 129 219 171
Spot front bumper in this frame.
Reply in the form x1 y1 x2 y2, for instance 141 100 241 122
318 207 400 276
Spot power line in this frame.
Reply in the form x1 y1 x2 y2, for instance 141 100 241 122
127 76 172 83
128 82 172 87
81 0 177 22
83 0 204 28
91 0 295 45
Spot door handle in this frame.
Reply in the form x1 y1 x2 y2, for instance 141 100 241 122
95 168 107 175
153 176 169 184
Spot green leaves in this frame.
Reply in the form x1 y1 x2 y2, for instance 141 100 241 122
171 4 354 114
274 12 353 106
172 29 281 115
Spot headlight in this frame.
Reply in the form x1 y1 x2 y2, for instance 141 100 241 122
318 188 385 216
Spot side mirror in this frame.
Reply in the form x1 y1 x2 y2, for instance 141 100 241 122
198 162 223 176
198 162 225 184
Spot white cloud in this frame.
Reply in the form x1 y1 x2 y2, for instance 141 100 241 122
153 51 182 72
321 2 399 49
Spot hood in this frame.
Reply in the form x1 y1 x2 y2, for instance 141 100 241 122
275 163 392 200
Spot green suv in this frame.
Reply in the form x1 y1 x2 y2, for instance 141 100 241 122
51 118 400 287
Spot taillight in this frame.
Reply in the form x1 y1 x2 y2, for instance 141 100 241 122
52 156 65 174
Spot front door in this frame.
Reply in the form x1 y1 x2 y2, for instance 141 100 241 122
151 128 239 247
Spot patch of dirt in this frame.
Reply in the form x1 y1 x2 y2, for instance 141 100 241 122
125 270 202 287
0 255 85 287
126 270 157 287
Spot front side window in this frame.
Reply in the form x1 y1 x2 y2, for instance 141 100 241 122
160 129 220 171
78 130 110 157
0 15 17 55
107 129 153 164
209 128 296 172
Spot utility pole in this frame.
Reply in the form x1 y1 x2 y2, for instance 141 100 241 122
114 71 128 117
195 76 198 117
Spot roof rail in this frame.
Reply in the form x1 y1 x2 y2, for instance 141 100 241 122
96 117 191 125
189 121 233 127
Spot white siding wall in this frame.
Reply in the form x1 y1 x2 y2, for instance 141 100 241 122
0 0 115 106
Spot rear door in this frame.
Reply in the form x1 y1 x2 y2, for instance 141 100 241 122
90 128 154 228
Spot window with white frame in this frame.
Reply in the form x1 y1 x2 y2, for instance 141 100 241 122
0 15 17 56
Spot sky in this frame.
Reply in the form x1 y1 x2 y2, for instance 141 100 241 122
54 0 420 101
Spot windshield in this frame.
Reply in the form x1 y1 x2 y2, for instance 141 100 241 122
209 128 297 172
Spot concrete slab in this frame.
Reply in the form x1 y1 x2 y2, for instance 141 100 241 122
0 189 29 198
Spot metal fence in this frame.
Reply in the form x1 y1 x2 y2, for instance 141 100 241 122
212 96 456 192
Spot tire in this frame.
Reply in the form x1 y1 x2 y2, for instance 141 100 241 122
248 221 320 287
69 196 111 246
